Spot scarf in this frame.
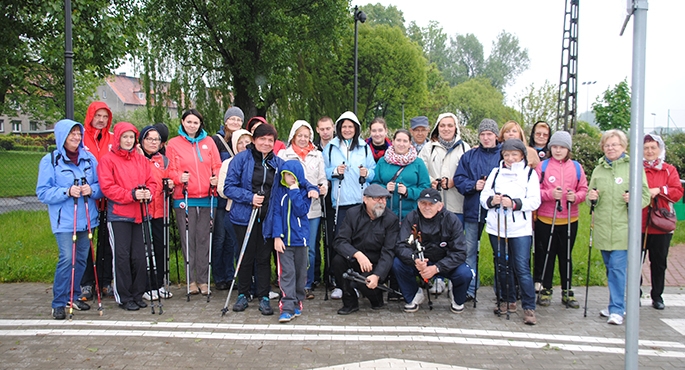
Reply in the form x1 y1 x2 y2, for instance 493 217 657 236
178 125 208 162
384 145 417 167
64 147 79 164
643 158 663 170
437 135 458 151
292 142 315 161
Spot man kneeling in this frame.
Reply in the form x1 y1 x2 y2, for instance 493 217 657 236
332 184 399 314
393 188 473 313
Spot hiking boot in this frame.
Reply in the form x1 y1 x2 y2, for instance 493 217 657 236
159 286 173 299
101 284 114 298
52 307 66 320
79 285 93 301
232 294 249 312
135 300 148 308
259 297 274 315
524 309 537 325
538 289 553 307
188 282 199 295
305 289 315 300
404 289 425 313
120 301 139 311
561 290 579 309
279 312 294 323
493 301 516 315
69 300 90 311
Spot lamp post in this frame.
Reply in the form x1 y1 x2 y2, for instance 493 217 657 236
65 0 74 119
353 6 366 118
651 113 656 132
581 81 597 121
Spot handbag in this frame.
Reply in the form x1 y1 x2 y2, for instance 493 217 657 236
649 199 677 233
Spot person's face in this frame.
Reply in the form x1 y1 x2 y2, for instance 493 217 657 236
364 196 387 219
340 120 356 140
550 145 569 161
254 135 275 155
479 131 497 148
643 140 661 161
370 122 387 145
438 117 456 141
236 135 252 153
393 132 411 155
120 131 136 151
503 127 522 141
411 126 428 143
142 131 161 155
418 200 443 219
182 114 201 136
602 136 624 161
316 119 334 141
502 150 523 166
533 125 550 147
294 127 311 149
224 116 243 133
91 109 109 130
64 126 82 152
283 172 296 187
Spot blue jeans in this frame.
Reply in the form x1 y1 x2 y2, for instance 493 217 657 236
489 234 535 310
213 209 237 283
53 231 89 308
392 257 473 305
601 250 627 315
305 217 320 289
463 221 484 297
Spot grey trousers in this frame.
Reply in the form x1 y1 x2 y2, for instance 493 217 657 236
175 206 211 285
277 246 308 314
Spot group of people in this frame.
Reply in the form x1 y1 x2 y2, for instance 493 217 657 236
39 103 683 327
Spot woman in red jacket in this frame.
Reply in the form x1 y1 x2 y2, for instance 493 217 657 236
166 109 222 297
98 122 158 311
642 134 683 310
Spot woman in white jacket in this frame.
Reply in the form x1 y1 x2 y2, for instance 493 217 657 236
279 120 328 298
480 139 541 325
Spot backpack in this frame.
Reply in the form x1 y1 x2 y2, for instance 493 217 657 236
539 159 581 184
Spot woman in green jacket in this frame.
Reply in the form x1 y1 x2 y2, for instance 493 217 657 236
587 129 650 325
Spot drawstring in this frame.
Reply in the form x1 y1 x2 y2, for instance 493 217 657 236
195 142 204 162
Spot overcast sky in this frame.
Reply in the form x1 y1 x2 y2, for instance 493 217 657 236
358 0 684 131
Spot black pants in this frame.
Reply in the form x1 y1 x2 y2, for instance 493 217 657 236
81 209 114 288
331 254 383 308
109 221 147 304
534 220 578 290
641 233 672 302
234 221 273 299
145 218 165 290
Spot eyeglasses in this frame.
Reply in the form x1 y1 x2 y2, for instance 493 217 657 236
370 196 387 202
535 132 549 137
144 137 161 143
226 117 243 123
603 143 622 149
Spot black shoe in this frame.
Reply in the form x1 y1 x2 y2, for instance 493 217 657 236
387 291 401 301
337 305 359 315
135 300 148 308
69 300 90 311
465 295 475 302
52 307 66 320
120 301 139 311
371 302 386 310
215 281 230 290
259 297 274 316
652 300 665 310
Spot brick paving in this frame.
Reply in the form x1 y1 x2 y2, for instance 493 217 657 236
642 244 685 287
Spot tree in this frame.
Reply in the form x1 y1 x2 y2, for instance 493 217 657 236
407 21 450 75
449 78 510 127
592 79 631 131
360 3 406 33
445 33 483 86
513 80 558 129
484 31 530 91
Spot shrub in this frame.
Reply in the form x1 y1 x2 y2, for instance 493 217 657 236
664 132 685 178
572 133 603 176
0 136 15 150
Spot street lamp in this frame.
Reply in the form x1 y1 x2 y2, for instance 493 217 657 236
353 6 366 118
651 113 656 131
581 81 597 121
65 0 74 119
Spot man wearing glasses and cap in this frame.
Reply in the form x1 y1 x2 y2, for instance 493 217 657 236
332 184 399 315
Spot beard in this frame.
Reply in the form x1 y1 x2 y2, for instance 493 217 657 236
372 203 385 218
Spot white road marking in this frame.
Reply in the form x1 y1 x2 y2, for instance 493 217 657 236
311 358 479 370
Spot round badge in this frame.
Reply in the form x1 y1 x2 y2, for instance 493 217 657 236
539 151 546 158
180 202 186 209
439 242 447 248
548 176 556 183
615 177 623 185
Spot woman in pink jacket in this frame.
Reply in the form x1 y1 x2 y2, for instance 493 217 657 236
533 131 588 308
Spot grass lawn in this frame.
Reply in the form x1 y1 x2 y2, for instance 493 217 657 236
0 151 45 197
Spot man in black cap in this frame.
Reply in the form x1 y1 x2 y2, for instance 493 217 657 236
332 184 399 314
409 116 430 153
393 188 473 313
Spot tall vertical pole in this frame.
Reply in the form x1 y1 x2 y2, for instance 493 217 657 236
625 1 648 369
353 6 359 118
65 0 74 119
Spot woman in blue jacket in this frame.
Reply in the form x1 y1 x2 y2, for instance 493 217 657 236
37 119 103 320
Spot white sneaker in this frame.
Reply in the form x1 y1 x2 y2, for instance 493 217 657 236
142 290 159 301
535 282 542 293
159 286 173 299
429 279 446 294
404 288 425 313
450 303 464 313
331 288 343 300
269 291 280 300
599 309 610 318
607 313 624 325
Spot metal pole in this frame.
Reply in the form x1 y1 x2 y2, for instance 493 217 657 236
625 1 648 369
64 0 74 119
353 6 359 118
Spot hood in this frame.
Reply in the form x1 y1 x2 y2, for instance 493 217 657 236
231 129 252 153
528 121 551 149
430 112 462 141
287 120 314 145
84 101 113 133
644 133 666 162
54 119 85 157
334 111 361 146
280 159 307 187
246 116 269 132
112 122 139 153
335 111 361 128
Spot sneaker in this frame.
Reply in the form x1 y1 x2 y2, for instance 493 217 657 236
524 309 537 325
279 312 294 323
135 300 148 308
337 305 359 315
599 308 610 318
404 289 425 313
101 284 114 298
331 288 343 300
259 297 274 315
305 289 314 300
159 286 173 299
232 294 249 312
69 300 90 311
607 313 624 325
79 285 93 301
199 284 210 296
188 282 199 295
450 303 464 313
215 281 229 290
652 300 665 310
120 301 139 311
142 290 159 301
294 307 302 317
534 282 542 293
538 289 552 307
561 290 580 309
269 291 280 300
52 307 66 320
429 278 446 294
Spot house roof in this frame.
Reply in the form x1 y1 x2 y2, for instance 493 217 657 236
105 74 177 109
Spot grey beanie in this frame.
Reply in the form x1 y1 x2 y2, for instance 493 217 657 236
501 138 527 158
478 118 499 135
548 131 572 150
223 106 245 123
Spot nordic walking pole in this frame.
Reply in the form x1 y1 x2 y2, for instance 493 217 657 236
641 200 654 265
566 192 572 309
473 203 482 308
494 198 502 317
182 171 191 302
503 202 510 320
68 179 79 321
333 162 345 232
398 183 404 225
583 188 597 317
415 230 433 310
319 185 331 301
162 178 171 295
143 195 163 314
81 178 103 316
170 201 181 286
537 197 561 305
221 205 259 316
206 178 216 302
138 186 157 314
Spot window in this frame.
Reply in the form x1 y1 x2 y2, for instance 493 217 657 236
30 121 39 131
137 92 144 100
12 120 21 133
0 119 4 132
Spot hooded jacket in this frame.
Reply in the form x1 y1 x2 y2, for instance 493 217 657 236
535 157 589 222
454 143 502 223
278 120 327 219
140 127 169 219
37 120 103 233
641 136 684 233
528 121 550 161
418 113 470 214
82 101 113 161
217 129 252 211
98 122 158 223
267 160 312 247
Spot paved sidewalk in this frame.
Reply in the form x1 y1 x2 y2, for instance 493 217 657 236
642 244 685 287
1 283 684 369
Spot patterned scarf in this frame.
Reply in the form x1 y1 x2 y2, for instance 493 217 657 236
384 145 417 167
643 158 663 170
437 135 457 151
